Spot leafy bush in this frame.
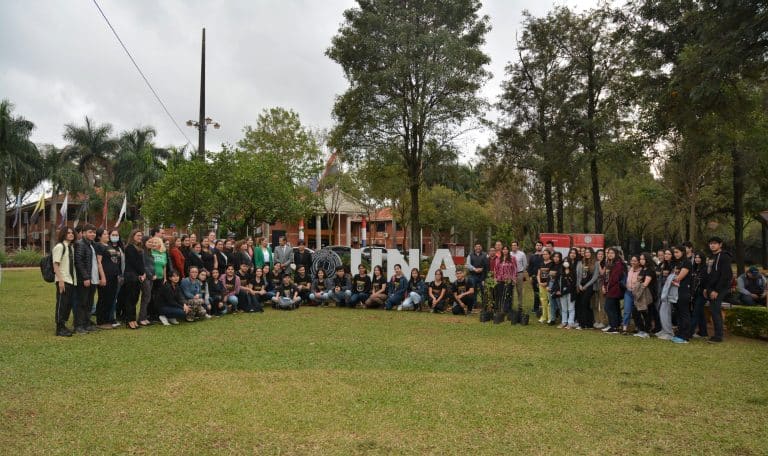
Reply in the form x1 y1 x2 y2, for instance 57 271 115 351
9 247 44 266
725 306 768 340
0 249 7 266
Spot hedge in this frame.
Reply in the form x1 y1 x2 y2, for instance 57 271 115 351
725 306 768 340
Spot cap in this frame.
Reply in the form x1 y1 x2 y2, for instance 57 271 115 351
708 236 724 244
748 266 759 274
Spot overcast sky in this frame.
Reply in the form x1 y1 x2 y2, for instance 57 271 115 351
1 0 596 161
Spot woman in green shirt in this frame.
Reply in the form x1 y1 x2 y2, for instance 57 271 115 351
253 237 274 269
149 236 168 322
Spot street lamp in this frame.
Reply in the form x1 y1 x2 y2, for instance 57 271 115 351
188 27 221 160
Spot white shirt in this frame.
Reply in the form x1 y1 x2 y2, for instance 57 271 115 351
512 250 527 273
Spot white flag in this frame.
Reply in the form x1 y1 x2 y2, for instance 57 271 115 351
115 194 127 227
58 192 69 229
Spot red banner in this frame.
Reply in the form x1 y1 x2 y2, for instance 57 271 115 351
539 233 571 248
571 233 605 249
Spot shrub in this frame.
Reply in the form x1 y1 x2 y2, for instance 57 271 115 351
0 249 7 266
9 247 44 267
725 306 768 340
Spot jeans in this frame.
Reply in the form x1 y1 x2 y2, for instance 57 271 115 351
401 291 423 310
658 297 674 337
139 278 153 321
548 291 558 323
331 290 352 306
710 292 725 339
470 275 485 309
559 294 575 326
158 305 186 320
605 297 621 329
622 290 634 327
96 279 119 324
455 293 476 313
226 294 239 312
349 292 370 307
691 293 708 337
309 292 330 305
385 291 405 310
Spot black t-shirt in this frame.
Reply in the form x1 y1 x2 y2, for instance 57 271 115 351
676 259 693 290
294 273 311 289
251 276 268 292
236 271 253 289
277 283 297 298
539 261 552 285
267 271 283 289
408 278 422 292
201 250 215 273
96 242 122 277
453 279 472 296
223 276 237 293
372 275 387 292
429 281 447 300
352 274 372 293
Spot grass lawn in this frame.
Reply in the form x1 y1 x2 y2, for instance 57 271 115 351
1 269 767 455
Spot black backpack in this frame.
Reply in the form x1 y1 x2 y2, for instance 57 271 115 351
40 254 55 282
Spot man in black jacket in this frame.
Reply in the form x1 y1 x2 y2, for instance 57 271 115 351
466 243 489 311
703 236 732 343
74 224 99 333
293 241 313 276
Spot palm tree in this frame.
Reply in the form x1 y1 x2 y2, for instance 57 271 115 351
62 117 119 187
0 100 41 253
41 145 85 250
114 126 169 202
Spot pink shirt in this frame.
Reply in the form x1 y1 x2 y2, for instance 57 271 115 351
494 260 517 282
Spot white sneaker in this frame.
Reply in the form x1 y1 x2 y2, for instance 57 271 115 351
204 314 212 319
396 305 403 311
168 318 179 325
158 315 170 326
657 333 673 340
594 323 605 329
633 331 649 338
602 326 612 332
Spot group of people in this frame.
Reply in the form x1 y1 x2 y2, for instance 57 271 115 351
50 224 756 344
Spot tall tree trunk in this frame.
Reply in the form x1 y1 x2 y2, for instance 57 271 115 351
409 180 420 250
0 176 6 254
590 157 603 233
582 196 589 233
555 179 564 233
732 145 745 274
688 201 696 245
543 172 554 232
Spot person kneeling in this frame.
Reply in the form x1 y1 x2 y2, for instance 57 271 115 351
157 270 193 325
272 275 301 310
451 268 475 315
180 266 209 321
399 268 425 311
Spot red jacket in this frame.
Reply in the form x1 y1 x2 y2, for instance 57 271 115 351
169 247 186 279
603 260 625 299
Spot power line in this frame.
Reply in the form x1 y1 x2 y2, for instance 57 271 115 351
92 0 193 148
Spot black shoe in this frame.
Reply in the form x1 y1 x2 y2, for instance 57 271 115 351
84 325 98 333
708 337 723 343
56 327 73 337
74 326 88 334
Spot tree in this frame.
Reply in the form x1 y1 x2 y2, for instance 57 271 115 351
62 117 119 187
140 158 216 229
237 107 324 185
559 5 633 234
327 0 491 249
633 0 768 272
0 100 41 253
41 145 85 250
114 127 169 202
491 9 575 233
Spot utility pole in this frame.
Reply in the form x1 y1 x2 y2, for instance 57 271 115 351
198 27 206 160
187 28 219 160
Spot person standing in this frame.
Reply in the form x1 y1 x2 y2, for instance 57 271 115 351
703 237 732 343
466 243 489 312
94 228 122 329
73 224 99 334
670 246 693 344
121 229 145 329
510 241 528 314
254 237 274 270
293 241 313 275
601 247 625 334
274 236 293 270
494 246 517 318
52 227 78 336
527 241 544 316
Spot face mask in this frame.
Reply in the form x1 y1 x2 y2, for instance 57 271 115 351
110 236 120 243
